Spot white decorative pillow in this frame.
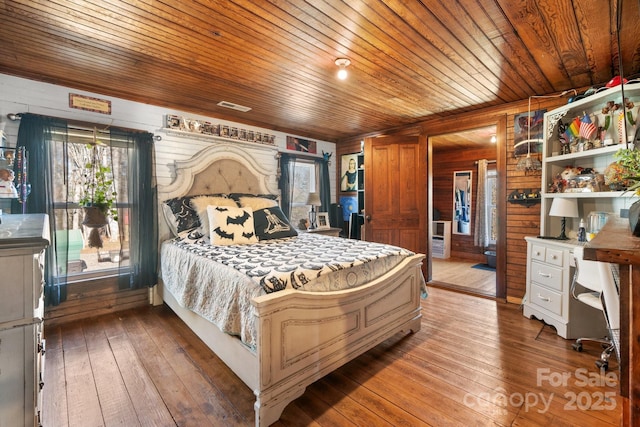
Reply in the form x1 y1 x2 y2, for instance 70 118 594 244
237 196 278 211
207 205 258 245
190 196 238 234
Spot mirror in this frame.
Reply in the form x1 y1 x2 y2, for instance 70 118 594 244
453 170 472 235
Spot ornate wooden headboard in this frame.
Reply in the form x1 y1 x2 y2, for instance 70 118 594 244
157 142 280 242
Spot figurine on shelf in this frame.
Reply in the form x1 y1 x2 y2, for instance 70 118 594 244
558 122 572 155
0 168 18 198
548 173 565 193
602 98 636 145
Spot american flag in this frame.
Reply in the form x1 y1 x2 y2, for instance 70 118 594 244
579 113 596 139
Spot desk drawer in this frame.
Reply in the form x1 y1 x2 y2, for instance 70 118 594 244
545 247 564 267
530 261 563 292
531 244 546 262
530 282 563 316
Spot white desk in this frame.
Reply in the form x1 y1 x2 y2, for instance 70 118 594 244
523 236 608 339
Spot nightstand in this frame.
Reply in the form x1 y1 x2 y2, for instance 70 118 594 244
305 227 342 237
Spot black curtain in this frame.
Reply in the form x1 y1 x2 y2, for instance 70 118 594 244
14 114 158 306
318 157 331 213
279 153 295 219
278 153 331 217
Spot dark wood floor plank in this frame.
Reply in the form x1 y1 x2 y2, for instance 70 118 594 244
120 313 214 426
82 316 141 427
41 325 69 427
321 372 430 427
135 307 248 426
307 377 394 426
152 305 257 419
41 286 625 427
98 313 176 427
62 322 104 427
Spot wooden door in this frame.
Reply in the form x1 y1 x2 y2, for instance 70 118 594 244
363 134 427 257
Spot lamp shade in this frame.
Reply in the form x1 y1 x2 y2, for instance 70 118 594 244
306 192 321 206
549 197 578 218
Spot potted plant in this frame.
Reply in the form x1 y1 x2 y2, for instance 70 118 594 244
78 142 118 247
613 146 640 235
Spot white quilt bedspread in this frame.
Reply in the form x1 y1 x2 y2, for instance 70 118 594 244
160 232 416 349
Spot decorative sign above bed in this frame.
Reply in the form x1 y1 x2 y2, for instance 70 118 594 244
164 114 276 145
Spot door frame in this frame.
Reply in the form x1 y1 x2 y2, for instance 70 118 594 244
425 115 507 300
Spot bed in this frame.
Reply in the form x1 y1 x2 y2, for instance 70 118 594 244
152 142 425 427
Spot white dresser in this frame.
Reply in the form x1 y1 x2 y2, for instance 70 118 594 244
523 236 608 339
0 214 49 427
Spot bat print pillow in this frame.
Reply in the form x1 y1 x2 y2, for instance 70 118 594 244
207 205 258 245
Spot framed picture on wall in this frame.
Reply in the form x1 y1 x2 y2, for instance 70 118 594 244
514 109 545 156
340 153 358 192
286 136 317 153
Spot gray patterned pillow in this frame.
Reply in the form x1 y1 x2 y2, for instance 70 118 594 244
162 194 228 235
253 207 297 240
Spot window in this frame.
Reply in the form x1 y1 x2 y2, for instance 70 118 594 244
15 113 157 307
51 127 129 279
288 160 318 228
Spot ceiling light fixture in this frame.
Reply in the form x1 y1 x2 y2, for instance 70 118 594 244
490 135 497 143
335 58 351 80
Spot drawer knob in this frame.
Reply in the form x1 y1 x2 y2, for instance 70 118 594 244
538 272 552 278
537 293 551 302
535 251 541 256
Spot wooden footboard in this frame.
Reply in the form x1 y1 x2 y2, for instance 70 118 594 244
160 253 424 427
251 253 425 427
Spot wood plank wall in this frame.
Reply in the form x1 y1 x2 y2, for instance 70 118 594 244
338 96 571 301
433 146 496 262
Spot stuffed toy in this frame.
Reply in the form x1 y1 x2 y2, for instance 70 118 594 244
0 168 18 198
560 166 582 182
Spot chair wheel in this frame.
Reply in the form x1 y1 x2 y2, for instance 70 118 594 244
595 360 608 371
572 342 583 352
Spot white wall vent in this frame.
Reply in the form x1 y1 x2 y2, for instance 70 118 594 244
217 101 252 112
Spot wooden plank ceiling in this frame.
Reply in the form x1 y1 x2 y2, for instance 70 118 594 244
1 0 639 143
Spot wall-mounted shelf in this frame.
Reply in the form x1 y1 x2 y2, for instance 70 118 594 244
161 129 278 154
508 189 541 207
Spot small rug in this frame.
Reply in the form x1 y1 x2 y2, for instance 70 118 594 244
471 263 495 271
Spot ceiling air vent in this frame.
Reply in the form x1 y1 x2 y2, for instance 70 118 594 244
217 101 252 112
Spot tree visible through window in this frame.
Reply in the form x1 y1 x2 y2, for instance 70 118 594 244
288 160 318 229
51 127 129 277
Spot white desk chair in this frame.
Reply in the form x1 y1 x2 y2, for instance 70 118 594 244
570 246 620 370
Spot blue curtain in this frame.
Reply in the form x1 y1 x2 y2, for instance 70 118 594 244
14 114 158 306
112 128 158 291
14 114 69 305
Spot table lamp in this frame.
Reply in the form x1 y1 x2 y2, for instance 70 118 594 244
307 192 321 229
548 198 579 240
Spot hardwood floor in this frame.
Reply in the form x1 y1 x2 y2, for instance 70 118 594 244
431 257 496 296
42 287 625 426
